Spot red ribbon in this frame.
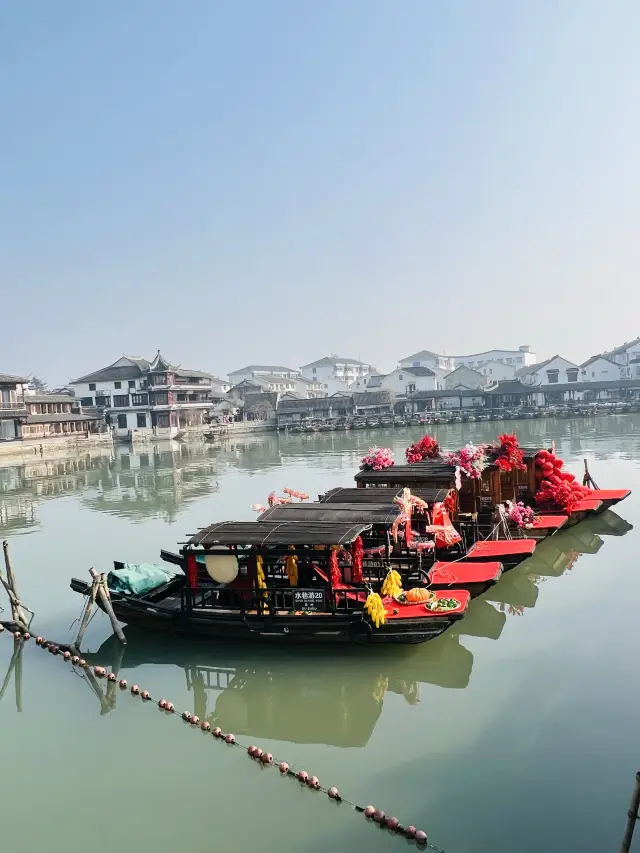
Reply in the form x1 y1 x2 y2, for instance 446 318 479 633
329 549 341 587
352 536 363 582
186 553 198 589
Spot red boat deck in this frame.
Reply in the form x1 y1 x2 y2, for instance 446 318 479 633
428 561 503 586
531 515 568 531
573 499 603 513
465 539 536 560
583 489 631 504
384 589 470 619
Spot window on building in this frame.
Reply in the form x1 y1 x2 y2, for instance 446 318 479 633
156 413 170 428
398 374 403 381
312 367 316 373
136 413 147 428
113 395 130 407
114 381 122 389
546 371 559 384
567 370 578 383
412 361 420 367
489 369 493 375
80 397 93 407
117 414 127 429
592 372 595 377
89 383 96 391
131 393 148 406
128 380 136 389
152 392 168 405
408 383 416 393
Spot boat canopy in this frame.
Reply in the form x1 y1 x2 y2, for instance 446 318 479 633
185 520 372 547
354 461 457 485
320 486 452 504
257 502 401 524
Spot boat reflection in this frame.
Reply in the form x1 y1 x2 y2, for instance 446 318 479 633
85 627 474 746
78 510 633 740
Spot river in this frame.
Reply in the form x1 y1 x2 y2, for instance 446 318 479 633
0 415 638 853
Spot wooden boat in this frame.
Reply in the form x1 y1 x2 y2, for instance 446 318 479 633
70 521 470 645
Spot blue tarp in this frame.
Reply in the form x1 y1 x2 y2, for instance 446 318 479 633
107 562 181 597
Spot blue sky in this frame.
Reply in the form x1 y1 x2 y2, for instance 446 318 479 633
1 1 638 383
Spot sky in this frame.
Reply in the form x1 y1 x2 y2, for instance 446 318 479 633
1 1 639 385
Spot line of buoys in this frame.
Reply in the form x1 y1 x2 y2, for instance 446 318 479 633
7 629 439 850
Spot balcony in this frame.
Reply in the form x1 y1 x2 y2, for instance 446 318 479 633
0 402 27 418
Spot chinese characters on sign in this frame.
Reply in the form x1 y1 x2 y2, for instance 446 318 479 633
292 589 325 611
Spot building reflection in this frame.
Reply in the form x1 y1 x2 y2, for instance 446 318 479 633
0 441 222 532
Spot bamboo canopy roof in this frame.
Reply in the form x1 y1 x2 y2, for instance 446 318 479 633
186 521 372 547
354 461 457 485
320 486 452 504
258 502 401 525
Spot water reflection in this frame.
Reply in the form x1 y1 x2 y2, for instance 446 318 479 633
65 507 631 753
85 628 473 746
0 442 223 532
0 414 638 535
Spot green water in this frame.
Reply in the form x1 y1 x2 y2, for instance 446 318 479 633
0 416 638 852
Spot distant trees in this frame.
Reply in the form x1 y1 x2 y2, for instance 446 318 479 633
27 375 48 392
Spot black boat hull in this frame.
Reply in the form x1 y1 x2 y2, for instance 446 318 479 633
70 578 459 646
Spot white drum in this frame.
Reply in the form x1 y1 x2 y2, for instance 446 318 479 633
203 553 239 584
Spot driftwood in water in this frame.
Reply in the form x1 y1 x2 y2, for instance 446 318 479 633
1 541 30 630
0 637 23 712
89 569 126 644
621 770 640 853
73 576 99 649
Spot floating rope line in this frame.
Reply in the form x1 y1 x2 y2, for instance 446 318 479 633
0 625 442 851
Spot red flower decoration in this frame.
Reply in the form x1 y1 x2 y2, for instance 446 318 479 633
491 433 526 473
405 434 440 464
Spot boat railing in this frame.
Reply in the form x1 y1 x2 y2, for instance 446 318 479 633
184 583 370 616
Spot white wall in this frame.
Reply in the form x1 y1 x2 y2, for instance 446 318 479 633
453 347 536 370
580 359 621 382
229 368 300 384
315 378 353 396
110 410 149 437
73 378 144 404
477 360 516 381
378 369 436 396
521 356 579 386
301 361 371 384
399 353 455 371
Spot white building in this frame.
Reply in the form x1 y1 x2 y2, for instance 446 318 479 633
399 345 536 373
601 337 640 378
442 366 486 390
579 355 622 382
227 365 301 385
299 356 373 385
452 346 537 370
235 374 326 397
376 367 437 397
72 352 216 439
475 360 516 381
516 355 579 387
398 350 456 372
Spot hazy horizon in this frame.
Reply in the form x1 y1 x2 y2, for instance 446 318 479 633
2 1 638 385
